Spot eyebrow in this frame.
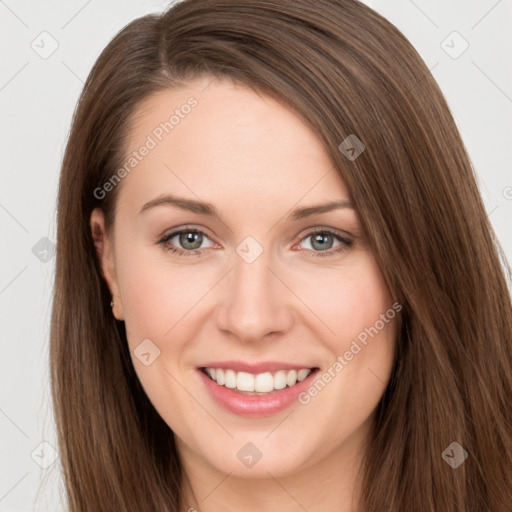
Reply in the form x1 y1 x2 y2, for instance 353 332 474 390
139 193 354 220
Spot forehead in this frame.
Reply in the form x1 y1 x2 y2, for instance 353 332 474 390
118 77 350 213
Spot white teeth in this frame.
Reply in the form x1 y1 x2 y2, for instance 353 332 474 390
224 369 236 389
254 372 274 392
273 370 287 390
204 367 313 393
237 371 255 391
297 369 310 381
286 369 298 386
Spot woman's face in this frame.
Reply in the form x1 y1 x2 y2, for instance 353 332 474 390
91 77 398 479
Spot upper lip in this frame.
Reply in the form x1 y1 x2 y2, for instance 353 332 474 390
198 360 317 374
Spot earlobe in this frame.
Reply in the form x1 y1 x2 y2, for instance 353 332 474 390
90 208 124 320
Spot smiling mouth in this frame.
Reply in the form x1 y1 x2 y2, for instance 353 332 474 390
200 367 319 395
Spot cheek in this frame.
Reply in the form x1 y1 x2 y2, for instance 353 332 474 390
292 252 398 410
292 253 394 343
115 245 212 344
113 248 206 429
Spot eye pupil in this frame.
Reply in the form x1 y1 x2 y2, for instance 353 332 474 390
180 231 202 250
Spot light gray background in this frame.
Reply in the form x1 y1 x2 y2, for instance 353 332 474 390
1 1 511 510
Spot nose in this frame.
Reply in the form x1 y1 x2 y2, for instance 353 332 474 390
215 246 293 344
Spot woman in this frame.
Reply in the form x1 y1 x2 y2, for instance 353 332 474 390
50 0 512 510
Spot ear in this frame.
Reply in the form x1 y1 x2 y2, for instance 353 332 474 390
90 208 124 320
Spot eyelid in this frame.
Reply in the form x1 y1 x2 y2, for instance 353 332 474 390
295 225 352 243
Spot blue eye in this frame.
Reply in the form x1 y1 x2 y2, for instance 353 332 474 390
158 227 215 257
296 229 353 257
157 226 353 258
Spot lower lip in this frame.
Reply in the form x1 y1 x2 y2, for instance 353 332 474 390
197 368 319 417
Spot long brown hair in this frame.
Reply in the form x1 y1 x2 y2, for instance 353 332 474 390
50 1 512 510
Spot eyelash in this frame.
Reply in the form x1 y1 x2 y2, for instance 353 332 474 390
157 226 353 258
